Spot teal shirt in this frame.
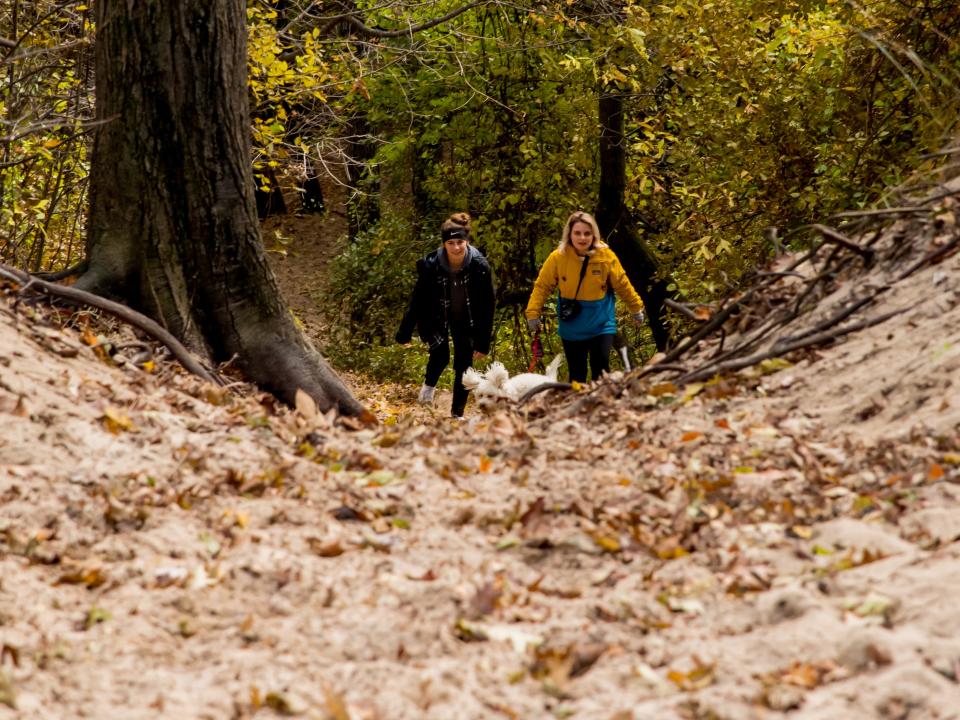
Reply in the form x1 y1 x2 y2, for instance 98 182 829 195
557 292 616 341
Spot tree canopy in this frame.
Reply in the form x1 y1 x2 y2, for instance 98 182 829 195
1 0 957 387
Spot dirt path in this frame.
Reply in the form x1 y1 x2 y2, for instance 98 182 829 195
262 173 351 343
1 195 960 719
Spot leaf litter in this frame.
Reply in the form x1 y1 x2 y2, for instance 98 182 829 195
1 190 960 718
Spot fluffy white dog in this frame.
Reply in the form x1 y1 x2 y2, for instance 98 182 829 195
462 354 565 403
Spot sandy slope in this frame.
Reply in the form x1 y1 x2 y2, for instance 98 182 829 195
2 195 960 719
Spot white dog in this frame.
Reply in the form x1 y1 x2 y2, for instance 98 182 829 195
462 354 565 403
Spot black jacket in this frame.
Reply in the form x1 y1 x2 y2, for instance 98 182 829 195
395 245 495 353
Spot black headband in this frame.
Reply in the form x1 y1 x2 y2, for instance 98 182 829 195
442 227 469 240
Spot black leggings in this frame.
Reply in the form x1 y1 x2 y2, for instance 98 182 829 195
425 331 474 417
561 334 615 383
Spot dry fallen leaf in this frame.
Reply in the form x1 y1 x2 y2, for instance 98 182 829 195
308 537 345 557
666 659 716 691
468 579 503 619
295 387 318 421
102 406 135 433
324 685 352 720
55 563 107 589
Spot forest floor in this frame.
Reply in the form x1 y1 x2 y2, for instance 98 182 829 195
2 182 960 720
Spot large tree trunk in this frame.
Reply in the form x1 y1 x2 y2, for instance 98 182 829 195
80 0 369 419
596 89 673 351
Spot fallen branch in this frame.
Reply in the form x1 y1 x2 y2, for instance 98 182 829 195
678 304 914 384
808 224 875 265
660 245 821 367
517 382 572 406
897 234 960 281
664 298 703 321
635 363 688 378
829 206 927 220
0 263 220 386
781 293 880 347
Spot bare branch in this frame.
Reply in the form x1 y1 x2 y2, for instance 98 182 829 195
333 0 488 39
808 223 875 264
0 114 115 144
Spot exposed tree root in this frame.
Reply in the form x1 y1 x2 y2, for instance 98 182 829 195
0 263 220 386
32 259 89 282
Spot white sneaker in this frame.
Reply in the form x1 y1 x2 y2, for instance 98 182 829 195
417 384 436 406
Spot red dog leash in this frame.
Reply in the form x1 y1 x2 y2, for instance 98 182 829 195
527 328 543 373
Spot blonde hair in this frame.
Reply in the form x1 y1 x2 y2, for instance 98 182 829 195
559 211 605 253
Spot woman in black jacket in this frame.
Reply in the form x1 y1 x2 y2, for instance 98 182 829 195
396 212 495 418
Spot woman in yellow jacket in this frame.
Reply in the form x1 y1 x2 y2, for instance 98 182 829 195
525 211 645 383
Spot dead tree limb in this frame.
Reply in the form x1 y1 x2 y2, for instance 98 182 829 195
518 382 572 406
664 298 703 321
897 234 960 281
678 304 914 384
808 224 875 264
829 206 927 220
659 245 821 367
781 291 885 347
0 263 220 386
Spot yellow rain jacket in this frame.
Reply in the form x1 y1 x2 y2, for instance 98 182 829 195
525 244 644 322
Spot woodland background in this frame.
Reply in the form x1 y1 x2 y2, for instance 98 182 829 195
2 0 958 387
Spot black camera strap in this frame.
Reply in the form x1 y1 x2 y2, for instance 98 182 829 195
571 256 589 300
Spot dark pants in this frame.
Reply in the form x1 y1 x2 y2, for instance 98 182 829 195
425 330 474 417
562 334 615 383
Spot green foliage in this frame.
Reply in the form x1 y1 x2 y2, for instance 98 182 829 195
0 3 93 270
279 0 959 373
323 216 431 383
605 0 960 299
4 0 958 383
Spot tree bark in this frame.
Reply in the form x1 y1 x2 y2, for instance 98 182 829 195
596 89 673 351
81 0 369 419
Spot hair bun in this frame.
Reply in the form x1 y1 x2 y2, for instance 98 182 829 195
441 212 472 238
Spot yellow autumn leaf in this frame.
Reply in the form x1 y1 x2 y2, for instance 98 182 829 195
759 357 793 374
650 382 677 396
591 532 621 553
102 407 135 434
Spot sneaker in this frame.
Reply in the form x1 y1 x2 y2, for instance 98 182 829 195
417 384 436 406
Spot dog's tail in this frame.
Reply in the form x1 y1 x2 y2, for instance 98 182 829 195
544 353 564 381
462 367 484 391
